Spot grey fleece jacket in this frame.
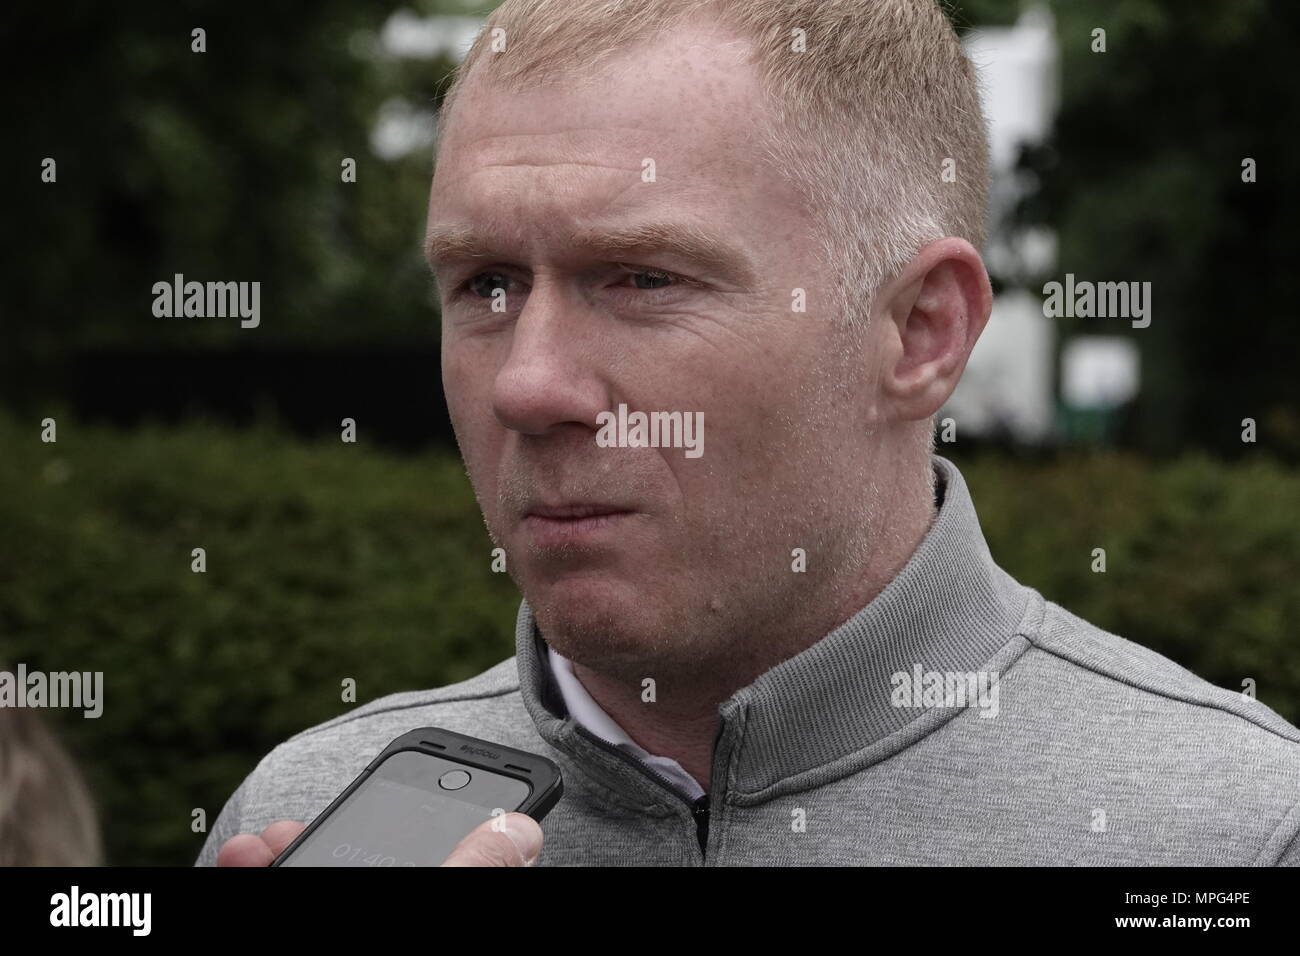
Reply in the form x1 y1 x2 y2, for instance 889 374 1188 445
196 457 1300 866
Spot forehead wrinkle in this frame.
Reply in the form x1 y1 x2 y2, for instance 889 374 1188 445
424 218 758 287
432 158 645 192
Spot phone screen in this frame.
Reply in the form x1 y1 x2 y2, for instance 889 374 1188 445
279 749 533 866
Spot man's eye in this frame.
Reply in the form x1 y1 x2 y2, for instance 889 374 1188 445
454 266 693 301
617 266 692 291
627 269 674 290
463 272 513 298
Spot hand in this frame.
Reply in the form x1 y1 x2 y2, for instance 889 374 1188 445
216 820 305 866
215 812 544 867
441 813 544 867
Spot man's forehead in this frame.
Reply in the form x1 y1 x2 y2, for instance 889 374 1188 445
437 19 765 170
428 99 770 268
425 20 789 281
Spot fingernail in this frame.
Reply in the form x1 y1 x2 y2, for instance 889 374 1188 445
502 817 542 866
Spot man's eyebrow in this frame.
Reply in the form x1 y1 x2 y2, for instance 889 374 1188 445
423 225 488 270
423 221 757 286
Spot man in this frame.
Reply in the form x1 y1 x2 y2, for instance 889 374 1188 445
199 0 1300 867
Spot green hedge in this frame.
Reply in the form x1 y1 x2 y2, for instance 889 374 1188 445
958 451 1300 725
0 410 521 866
2 412 1296 865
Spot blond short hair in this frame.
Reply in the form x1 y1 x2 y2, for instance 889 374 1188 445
0 705 103 866
437 0 989 325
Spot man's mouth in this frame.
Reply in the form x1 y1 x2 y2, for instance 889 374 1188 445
521 503 635 545
526 503 631 519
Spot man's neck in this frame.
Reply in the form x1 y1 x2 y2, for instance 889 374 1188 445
568 480 938 792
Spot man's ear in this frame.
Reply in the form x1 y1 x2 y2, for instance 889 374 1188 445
873 237 992 422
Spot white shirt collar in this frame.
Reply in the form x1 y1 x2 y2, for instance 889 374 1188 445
546 645 706 802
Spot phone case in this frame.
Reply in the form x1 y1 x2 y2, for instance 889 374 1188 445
271 726 564 866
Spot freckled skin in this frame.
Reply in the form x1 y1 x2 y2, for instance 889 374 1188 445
428 17 940 780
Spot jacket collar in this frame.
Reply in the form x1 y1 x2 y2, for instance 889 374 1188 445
515 455 1032 803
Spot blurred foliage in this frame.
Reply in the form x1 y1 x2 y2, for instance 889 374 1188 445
956 447 1300 726
3 0 473 364
2 0 1296 868
1004 0 1299 459
0 409 521 866
2 413 1297 864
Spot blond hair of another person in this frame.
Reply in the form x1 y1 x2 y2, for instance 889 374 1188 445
0 704 103 865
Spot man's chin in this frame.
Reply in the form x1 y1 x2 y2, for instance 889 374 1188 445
526 570 638 632
526 574 673 670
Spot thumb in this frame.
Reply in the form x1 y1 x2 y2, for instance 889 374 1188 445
441 812 543 867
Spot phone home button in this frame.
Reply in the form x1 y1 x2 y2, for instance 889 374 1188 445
439 769 471 791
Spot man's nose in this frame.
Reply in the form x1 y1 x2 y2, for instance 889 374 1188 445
491 285 607 436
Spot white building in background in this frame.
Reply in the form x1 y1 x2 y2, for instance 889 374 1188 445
946 288 1056 440
1061 337 1141 411
379 8 482 59
943 4 1061 443
366 11 483 160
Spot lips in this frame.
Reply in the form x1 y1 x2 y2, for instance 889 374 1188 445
519 502 635 546
525 503 631 520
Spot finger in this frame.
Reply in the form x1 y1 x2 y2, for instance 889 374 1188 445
441 813 543 867
216 833 276 867
260 820 307 858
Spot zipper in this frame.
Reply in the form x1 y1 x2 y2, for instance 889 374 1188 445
573 723 711 860
691 793 710 855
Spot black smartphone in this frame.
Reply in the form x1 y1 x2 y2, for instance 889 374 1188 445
271 727 563 867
